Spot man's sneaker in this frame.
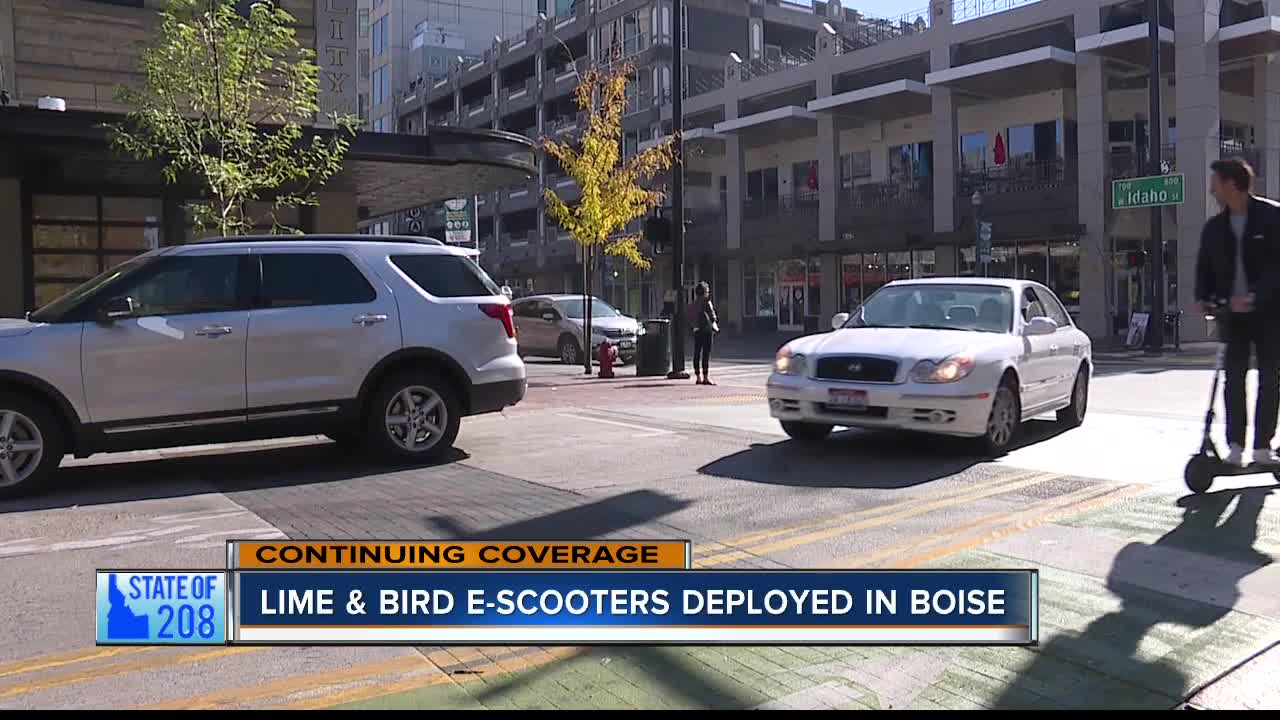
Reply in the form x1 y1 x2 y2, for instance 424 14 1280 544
1227 444 1246 467
1254 448 1280 466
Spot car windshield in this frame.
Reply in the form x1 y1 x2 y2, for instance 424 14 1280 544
558 298 622 319
844 284 1014 334
28 255 156 323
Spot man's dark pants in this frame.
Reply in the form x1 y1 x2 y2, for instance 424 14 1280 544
1222 312 1280 449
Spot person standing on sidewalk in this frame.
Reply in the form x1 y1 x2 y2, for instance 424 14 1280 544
1195 157 1280 466
691 281 719 385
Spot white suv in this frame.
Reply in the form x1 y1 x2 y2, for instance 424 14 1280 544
0 235 526 498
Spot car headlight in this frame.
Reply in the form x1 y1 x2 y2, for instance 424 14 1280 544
909 354 975 383
774 347 807 376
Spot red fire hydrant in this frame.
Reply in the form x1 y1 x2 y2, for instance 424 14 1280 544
597 339 617 378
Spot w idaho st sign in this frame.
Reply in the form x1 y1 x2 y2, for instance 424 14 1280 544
1112 174 1185 210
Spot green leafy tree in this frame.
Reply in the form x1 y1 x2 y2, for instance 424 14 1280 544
109 0 359 236
542 62 675 370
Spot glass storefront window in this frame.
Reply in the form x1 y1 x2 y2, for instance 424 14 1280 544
887 251 911 282
1016 242 1047 284
757 262 776 317
30 194 163 310
841 254 862 310
914 249 936 277
988 246 1016 278
1049 241 1081 315
863 252 887 297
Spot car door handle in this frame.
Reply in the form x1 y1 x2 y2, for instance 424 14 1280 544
353 314 388 325
1049 344 1059 355
194 325 233 337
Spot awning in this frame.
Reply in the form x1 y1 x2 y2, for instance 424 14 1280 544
639 126 727 155
1075 23 1174 69
713 106 817 147
0 107 537 220
1219 16 1280 63
925 46 1076 99
807 79 931 121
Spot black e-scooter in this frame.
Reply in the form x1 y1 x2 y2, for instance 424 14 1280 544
1184 299 1280 493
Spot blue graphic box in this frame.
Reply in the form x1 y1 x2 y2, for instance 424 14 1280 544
95 571 227 645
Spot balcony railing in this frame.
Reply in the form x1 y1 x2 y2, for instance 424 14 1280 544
601 32 651 67
845 178 932 208
685 72 726 99
952 0 1042 24
744 191 820 219
958 158 1072 196
742 47 816 81
625 90 654 116
1106 145 1177 180
837 7 930 53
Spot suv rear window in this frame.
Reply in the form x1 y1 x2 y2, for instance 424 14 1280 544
259 253 377 307
391 254 500 297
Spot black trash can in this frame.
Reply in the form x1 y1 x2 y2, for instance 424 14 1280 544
636 319 672 377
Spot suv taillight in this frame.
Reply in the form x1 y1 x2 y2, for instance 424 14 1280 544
479 303 515 338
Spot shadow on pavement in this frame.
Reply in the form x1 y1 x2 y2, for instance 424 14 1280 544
427 488 691 540
697 421 1070 490
991 486 1275 709
0 441 468 514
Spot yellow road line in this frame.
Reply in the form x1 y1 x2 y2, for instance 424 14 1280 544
271 646 585 710
839 482 1133 568
0 646 266 700
0 646 157 681
892 484 1144 569
694 471 1059 568
139 653 439 710
705 468 1049 553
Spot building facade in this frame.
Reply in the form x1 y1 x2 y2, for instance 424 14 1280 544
400 0 1280 344
0 0 535 318
357 0 541 132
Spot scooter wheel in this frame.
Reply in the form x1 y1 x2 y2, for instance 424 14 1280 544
1184 456 1216 494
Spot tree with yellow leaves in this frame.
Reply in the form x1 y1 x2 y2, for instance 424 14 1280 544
541 62 675 373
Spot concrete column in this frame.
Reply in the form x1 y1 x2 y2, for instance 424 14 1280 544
1075 9 1110 341
816 33 839 247
1254 55 1280 199
724 59 745 252
0 0 15 104
820 253 839 328
928 0 955 235
0 177 23 317
726 257 743 331
1175 0 1221 341
934 245 957 275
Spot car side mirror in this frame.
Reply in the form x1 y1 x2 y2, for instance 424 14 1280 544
830 312 850 330
98 296 136 324
1023 316 1058 336
541 311 557 322
500 285 514 299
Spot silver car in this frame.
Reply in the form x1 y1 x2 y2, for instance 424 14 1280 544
512 295 642 365
0 235 526 498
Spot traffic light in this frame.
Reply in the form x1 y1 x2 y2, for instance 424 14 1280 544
644 214 671 254
1126 250 1147 269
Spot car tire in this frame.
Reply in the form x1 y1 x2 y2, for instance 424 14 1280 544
978 377 1021 457
0 393 65 500
781 421 833 444
365 372 461 464
1056 366 1089 428
558 335 582 365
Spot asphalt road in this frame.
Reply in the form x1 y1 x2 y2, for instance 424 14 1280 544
1 354 1278 709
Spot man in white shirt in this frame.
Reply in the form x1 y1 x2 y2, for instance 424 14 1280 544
1195 158 1280 466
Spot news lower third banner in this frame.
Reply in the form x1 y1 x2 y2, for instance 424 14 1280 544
97 568 1037 646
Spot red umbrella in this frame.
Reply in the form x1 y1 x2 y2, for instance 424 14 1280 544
807 161 818 190
993 132 1006 166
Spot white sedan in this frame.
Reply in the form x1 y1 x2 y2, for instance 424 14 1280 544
766 278 1092 455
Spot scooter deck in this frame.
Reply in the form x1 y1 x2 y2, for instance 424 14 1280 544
1192 456 1280 477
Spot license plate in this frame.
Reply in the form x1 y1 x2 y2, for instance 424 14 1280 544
619 340 633 349
828 389 868 410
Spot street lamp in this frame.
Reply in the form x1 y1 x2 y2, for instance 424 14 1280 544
667 0 690 380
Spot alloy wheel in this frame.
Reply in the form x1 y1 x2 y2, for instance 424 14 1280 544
986 387 1017 449
384 386 447 453
0 410 44 489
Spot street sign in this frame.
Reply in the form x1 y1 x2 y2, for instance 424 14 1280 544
1111 174 1184 210
977 221 992 265
444 198 472 244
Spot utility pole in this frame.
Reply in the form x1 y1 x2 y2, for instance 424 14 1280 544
667 0 689 380
1146 0 1166 352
